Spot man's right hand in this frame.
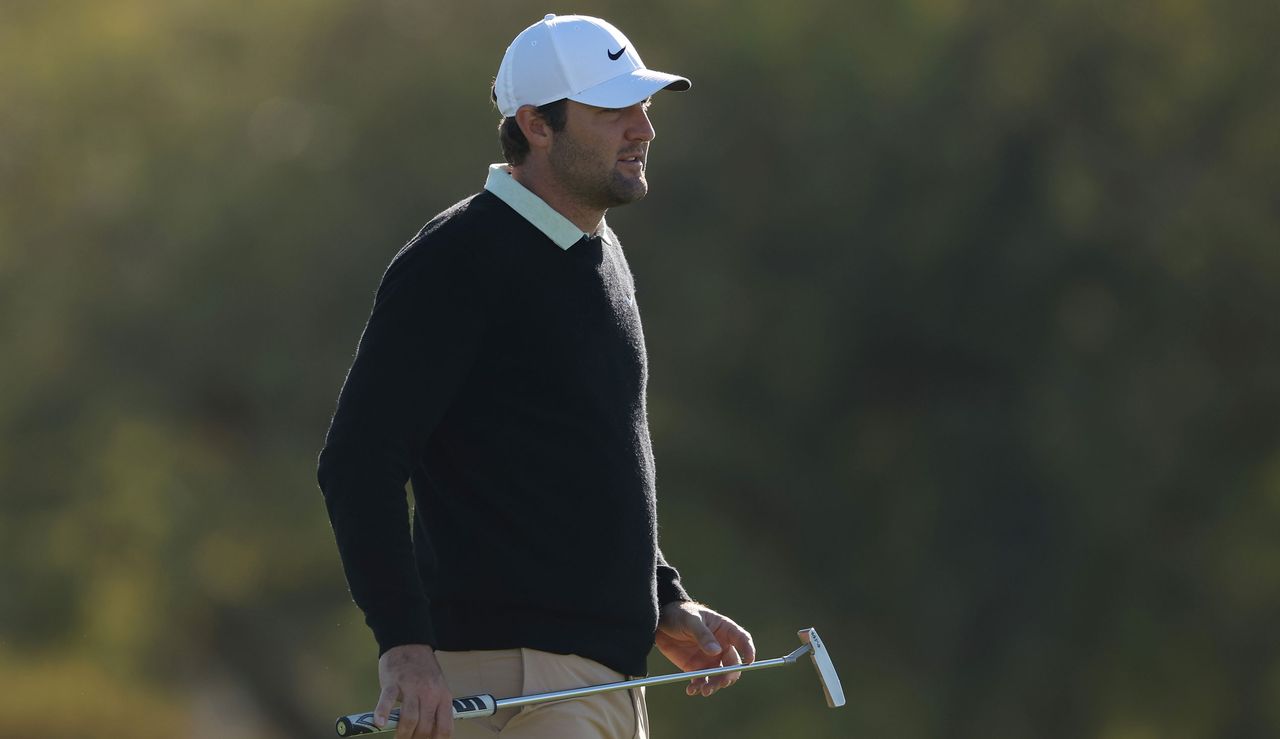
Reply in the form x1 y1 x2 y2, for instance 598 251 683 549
375 644 454 739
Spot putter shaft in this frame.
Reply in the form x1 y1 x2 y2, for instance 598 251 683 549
498 642 811 709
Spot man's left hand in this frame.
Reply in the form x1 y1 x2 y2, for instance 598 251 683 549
656 602 756 697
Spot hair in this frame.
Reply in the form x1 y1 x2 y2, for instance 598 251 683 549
493 86 568 165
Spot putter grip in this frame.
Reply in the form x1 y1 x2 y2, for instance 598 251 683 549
335 695 497 735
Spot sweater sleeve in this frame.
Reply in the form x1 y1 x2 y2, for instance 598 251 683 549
655 546 691 607
317 231 486 656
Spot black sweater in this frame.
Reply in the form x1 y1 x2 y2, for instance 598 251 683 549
317 190 689 677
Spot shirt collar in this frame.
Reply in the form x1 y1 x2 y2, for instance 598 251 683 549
484 163 595 250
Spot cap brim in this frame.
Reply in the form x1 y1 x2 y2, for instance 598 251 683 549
568 68 691 109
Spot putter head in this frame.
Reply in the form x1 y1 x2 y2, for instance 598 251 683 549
798 628 846 708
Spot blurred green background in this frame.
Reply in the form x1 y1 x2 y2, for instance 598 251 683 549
3 0 1279 736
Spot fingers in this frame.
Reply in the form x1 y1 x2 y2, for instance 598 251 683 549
374 685 399 728
685 644 743 697
414 697 438 739
434 694 455 738
688 612 723 656
399 693 456 739
687 674 709 697
704 645 742 695
722 619 756 665
716 645 744 689
393 694 414 738
703 610 754 665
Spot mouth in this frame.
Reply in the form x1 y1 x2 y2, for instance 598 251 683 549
617 152 646 170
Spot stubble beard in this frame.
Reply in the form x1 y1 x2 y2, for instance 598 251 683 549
548 131 648 211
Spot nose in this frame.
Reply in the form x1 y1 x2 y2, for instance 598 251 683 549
624 104 655 142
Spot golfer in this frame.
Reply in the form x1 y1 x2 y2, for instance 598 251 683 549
318 14 754 739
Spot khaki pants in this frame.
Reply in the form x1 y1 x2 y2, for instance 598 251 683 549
436 649 649 739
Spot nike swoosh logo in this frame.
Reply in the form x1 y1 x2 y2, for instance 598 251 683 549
608 46 626 61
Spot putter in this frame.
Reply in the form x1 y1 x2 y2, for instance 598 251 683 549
335 627 845 736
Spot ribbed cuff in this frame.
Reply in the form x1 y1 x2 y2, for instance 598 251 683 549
366 601 437 657
656 564 691 608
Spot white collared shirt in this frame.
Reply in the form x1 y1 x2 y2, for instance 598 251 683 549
483 163 604 250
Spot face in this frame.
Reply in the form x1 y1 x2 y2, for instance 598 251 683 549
546 98 656 210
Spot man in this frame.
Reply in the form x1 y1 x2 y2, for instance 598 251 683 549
318 14 754 739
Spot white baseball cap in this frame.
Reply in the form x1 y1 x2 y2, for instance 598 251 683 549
494 14 690 117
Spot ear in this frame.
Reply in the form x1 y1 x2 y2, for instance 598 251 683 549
515 105 554 152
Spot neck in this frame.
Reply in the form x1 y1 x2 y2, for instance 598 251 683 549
510 163 605 235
